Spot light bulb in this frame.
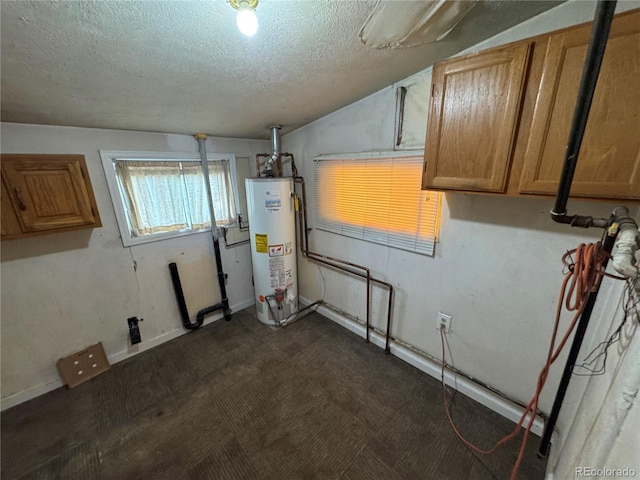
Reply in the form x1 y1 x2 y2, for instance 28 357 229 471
237 9 258 37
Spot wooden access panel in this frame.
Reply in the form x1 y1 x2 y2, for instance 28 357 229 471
519 10 640 199
1 154 99 233
422 43 531 192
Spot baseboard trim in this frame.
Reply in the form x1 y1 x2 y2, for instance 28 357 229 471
300 297 545 437
4 294 545 439
106 297 255 365
1 298 255 411
0 378 65 412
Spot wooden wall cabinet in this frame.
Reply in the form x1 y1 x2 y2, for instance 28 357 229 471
422 9 640 202
423 43 531 193
519 12 640 199
1 154 101 240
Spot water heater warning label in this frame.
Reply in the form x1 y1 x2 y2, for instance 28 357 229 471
255 234 268 253
269 244 284 257
269 257 285 287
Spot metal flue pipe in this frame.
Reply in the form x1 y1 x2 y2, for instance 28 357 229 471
262 125 282 175
269 125 281 164
255 125 283 176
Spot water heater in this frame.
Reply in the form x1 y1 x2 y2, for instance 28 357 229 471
245 177 298 325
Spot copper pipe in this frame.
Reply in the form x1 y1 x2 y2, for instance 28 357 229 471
255 153 270 176
293 175 393 352
280 153 298 177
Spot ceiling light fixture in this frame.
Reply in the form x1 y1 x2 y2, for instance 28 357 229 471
229 0 259 37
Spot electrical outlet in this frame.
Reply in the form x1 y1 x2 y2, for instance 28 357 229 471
436 312 452 333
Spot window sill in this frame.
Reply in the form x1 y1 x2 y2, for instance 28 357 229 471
121 225 231 247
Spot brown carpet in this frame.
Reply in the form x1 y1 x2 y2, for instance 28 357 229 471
1 308 546 479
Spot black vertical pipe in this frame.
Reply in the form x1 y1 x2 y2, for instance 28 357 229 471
169 263 191 325
540 0 619 457
169 263 202 330
551 0 617 219
169 261 227 329
537 229 616 458
366 272 371 343
384 282 394 353
214 236 231 320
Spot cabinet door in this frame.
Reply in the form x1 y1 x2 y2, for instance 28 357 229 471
1 176 22 237
422 43 531 192
1 155 98 232
519 11 640 199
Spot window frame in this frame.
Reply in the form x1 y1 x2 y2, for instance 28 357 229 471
100 150 240 247
313 150 441 256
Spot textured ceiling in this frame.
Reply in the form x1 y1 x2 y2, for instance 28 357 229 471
1 0 562 139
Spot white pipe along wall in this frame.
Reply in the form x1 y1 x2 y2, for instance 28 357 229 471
612 227 640 279
0 122 269 410
549 267 640 479
283 0 640 478
587 338 639 469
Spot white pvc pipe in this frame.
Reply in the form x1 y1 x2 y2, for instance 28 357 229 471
587 328 640 468
612 227 639 279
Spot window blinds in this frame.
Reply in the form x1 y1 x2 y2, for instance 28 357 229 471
314 155 441 256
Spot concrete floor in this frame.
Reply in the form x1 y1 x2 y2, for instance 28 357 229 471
1 308 546 479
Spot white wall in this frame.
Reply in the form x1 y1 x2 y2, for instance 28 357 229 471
283 0 640 476
0 122 269 409
550 279 640 479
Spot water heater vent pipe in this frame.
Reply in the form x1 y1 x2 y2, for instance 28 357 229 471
263 125 282 174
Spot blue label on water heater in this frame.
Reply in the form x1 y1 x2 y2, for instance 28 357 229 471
265 191 281 211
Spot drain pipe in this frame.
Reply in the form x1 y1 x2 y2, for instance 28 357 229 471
195 133 231 321
537 0 640 459
169 262 229 329
167 134 232 330
611 217 640 279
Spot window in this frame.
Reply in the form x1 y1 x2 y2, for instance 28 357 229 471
314 152 441 256
394 69 432 151
101 151 239 246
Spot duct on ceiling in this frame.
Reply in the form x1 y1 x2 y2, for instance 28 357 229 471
359 0 478 49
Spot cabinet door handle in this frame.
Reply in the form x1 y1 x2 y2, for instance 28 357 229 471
13 187 27 211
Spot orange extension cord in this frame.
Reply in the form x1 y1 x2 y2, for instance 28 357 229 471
440 243 624 479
